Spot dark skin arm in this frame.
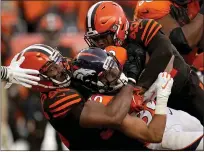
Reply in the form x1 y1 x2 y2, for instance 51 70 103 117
120 114 166 143
157 13 203 48
198 15 204 50
79 84 134 128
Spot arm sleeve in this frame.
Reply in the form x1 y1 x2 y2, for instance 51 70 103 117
1 66 8 81
132 19 162 47
137 32 174 90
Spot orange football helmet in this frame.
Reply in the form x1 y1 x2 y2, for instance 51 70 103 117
84 1 129 47
18 44 71 92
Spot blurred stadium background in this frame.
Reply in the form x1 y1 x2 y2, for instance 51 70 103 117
1 1 138 150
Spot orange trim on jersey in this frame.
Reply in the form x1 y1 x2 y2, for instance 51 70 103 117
146 24 162 46
199 82 204 90
50 98 81 113
57 88 70 92
177 134 204 150
145 22 158 46
53 109 70 118
49 94 79 108
141 19 153 41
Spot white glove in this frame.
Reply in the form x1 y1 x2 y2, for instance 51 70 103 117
5 53 40 89
155 72 174 114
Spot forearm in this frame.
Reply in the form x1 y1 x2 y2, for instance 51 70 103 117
106 84 134 125
147 115 166 143
137 33 173 89
181 13 203 48
1 66 9 81
119 114 166 143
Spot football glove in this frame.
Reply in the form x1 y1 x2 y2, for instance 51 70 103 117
5 53 40 89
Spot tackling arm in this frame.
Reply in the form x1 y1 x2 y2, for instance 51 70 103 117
120 72 173 143
120 114 166 143
80 84 134 128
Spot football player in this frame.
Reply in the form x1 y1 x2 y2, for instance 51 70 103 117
84 1 204 125
72 46 203 150
12 44 149 150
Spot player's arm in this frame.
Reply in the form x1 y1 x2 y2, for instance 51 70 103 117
136 23 174 90
157 5 203 54
120 72 173 143
80 83 134 128
43 85 134 129
120 114 166 143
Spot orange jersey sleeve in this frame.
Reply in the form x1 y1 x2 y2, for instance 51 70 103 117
134 0 172 20
128 19 162 47
88 94 114 106
41 88 83 119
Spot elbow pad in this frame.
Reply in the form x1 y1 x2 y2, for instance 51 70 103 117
169 27 192 55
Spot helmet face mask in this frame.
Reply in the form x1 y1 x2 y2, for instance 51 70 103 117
85 1 129 48
72 47 127 93
85 31 115 49
39 57 71 89
20 44 71 92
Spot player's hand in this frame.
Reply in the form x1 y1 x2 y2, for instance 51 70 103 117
170 5 191 26
156 72 174 98
5 53 40 89
155 72 174 114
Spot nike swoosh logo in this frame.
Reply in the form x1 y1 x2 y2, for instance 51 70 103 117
142 10 149 14
169 109 173 115
162 80 170 89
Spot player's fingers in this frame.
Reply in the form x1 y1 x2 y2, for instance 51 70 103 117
21 69 40 75
4 83 12 89
11 53 20 63
18 77 39 85
16 73 40 81
158 72 163 78
167 73 171 79
18 56 25 64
